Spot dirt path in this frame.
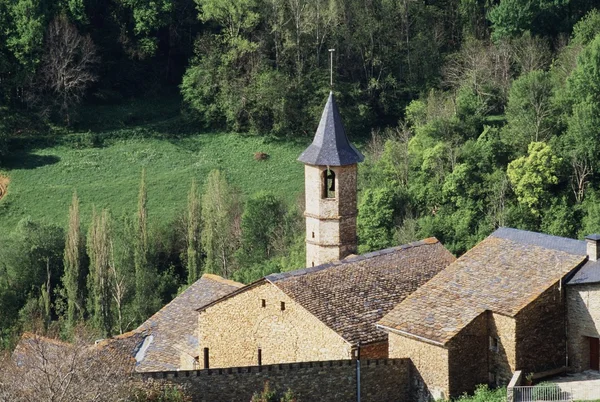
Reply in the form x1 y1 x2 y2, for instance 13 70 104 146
0 175 9 200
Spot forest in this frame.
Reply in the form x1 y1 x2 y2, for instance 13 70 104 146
2 0 600 345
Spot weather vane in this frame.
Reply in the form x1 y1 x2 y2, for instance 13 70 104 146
329 49 335 88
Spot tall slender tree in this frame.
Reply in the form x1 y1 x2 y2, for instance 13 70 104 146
62 191 84 329
87 208 112 337
186 178 201 284
201 170 238 278
133 168 159 321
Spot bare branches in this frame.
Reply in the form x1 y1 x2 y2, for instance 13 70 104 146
0 331 132 402
27 14 98 124
571 157 592 203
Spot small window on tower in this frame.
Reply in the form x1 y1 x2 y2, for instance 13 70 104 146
261 299 266 308
322 168 336 199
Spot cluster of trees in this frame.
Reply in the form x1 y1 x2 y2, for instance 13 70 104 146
356 10 600 254
0 169 303 345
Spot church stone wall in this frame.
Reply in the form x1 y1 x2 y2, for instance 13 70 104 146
388 332 449 401
567 283 600 372
141 359 413 402
198 282 351 369
488 312 517 386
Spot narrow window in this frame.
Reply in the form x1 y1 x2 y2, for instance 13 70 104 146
322 168 336 199
312 262 314 267
258 348 262 366
280 301 285 311
261 299 266 308
489 336 499 353
203 347 209 369
312 231 315 239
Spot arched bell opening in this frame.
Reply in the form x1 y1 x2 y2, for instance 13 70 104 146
322 168 336 199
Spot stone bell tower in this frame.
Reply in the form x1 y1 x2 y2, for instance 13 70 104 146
298 92 364 267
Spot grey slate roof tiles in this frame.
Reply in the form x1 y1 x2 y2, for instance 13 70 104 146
297 91 364 166
267 238 455 345
111 274 243 372
378 228 587 345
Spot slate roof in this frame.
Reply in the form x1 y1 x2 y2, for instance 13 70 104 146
13 332 73 367
110 274 243 372
200 238 455 346
568 260 600 285
378 228 587 346
297 91 364 166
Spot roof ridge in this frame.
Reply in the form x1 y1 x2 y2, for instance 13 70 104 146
201 273 244 288
266 237 440 283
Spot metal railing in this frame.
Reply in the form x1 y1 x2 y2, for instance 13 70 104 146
510 384 600 401
510 385 572 402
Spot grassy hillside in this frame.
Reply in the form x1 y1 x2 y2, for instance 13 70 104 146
0 100 307 236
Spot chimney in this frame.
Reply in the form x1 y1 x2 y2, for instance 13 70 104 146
585 234 600 261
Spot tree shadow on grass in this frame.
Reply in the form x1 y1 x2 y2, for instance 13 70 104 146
3 152 61 170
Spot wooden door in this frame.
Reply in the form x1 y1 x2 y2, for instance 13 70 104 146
590 337 599 370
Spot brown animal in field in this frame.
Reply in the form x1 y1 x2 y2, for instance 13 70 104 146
254 152 269 161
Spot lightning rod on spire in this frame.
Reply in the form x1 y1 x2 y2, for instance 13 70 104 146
328 49 335 88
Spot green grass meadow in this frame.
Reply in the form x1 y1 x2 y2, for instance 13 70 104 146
0 99 308 237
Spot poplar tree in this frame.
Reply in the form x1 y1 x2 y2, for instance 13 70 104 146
87 208 112 337
62 191 84 328
134 168 159 321
187 178 201 284
201 170 238 278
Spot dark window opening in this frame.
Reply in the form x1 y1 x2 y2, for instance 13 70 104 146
312 262 314 267
258 348 262 366
489 336 499 353
261 299 266 308
312 231 315 238
322 168 336 199
203 347 210 369
281 302 285 311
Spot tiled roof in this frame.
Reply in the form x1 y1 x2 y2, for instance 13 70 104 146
297 91 364 166
196 239 453 346
568 259 600 285
378 228 586 345
111 274 242 372
13 332 73 366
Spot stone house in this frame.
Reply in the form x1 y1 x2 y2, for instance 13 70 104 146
109 273 243 372
566 235 600 372
378 227 590 401
197 238 455 369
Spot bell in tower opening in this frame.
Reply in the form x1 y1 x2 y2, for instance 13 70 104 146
323 168 336 199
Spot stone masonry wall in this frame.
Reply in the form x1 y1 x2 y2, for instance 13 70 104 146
516 281 567 373
199 282 351 368
488 312 517 385
388 331 449 401
567 283 600 372
141 359 412 402
304 164 357 267
448 313 488 398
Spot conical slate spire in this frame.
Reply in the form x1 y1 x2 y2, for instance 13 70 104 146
298 92 364 166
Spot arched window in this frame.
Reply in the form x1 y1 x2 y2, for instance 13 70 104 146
322 168 336 198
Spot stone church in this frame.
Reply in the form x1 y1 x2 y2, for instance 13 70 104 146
190 91 600 400
196 92 455 369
